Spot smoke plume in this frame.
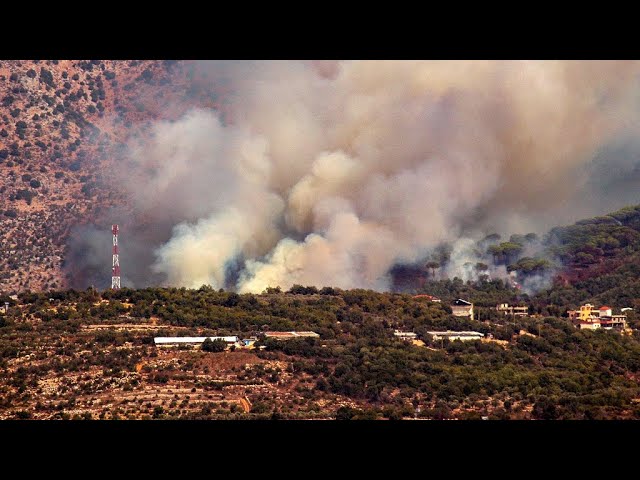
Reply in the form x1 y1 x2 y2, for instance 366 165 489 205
76 61 640 292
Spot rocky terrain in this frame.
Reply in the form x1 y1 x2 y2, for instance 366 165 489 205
0 60 228 293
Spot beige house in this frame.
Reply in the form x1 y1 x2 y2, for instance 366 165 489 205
568 304 628 331
496 303 528 317
451 299 474 321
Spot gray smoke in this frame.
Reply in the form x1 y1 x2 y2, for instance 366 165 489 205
76 61 640 292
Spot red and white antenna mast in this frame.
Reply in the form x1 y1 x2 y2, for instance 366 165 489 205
111 224 121 289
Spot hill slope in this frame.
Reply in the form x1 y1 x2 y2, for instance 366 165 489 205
0 60 229 293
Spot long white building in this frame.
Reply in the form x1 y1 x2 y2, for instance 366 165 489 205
427 331 484 342
154 336 238 346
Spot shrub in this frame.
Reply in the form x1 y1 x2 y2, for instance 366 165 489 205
202 338 227 352
40 68 55 87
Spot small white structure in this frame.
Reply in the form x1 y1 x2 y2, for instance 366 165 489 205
496 303 528 317
394 330 417 340
154 336 238 346
451 299 474 320
427 331 484 342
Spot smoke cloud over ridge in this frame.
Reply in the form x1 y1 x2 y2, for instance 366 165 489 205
81 61 640 292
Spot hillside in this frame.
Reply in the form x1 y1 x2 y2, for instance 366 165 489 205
1 60 640 301
405 205 640 312
0 60 228 293
1 286 640 420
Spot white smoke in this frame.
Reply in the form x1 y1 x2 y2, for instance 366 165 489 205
120 61 640 292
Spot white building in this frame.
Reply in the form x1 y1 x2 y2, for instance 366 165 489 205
427 331 484 342
496 303 528 317
394 330 417 340
154 336 238 346
263 331 320 340
451 299 474 320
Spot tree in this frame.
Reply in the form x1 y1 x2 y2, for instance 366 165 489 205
475 262 489 273
426 261 440 278
509 234 526 245
202 338 226 352
500 242 524 264
481 233 501 245
532 396 558 420
335 406 360 420
487 244 503 264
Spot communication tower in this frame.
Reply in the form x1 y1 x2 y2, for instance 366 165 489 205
111 224 120 289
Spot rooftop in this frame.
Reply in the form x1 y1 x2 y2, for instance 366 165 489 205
264 331 320 338
427 331 484 337
453 299 472 306
154 336 238 344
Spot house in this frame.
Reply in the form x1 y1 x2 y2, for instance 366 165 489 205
597 306 612 317
568 304 628 331
413 294 442 303
451 299 474 321
263 331 320 340
568 304 595 321
153 336 239 347
496 303 528 317
394 330 417 341
427 331 484 342
599 316 628 330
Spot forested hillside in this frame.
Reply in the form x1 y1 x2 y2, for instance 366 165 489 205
1 285 640 419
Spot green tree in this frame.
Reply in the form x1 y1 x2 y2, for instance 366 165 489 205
475 262 489 273
500 242 524 264
202 338 227 352
426 261 440 278
335 406 360 420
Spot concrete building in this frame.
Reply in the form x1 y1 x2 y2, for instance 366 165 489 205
496 303 528 317
451 299 474 321
154 336 238 347
600 315 628 330
394 330 417 341
427 331 484 342
263 331 320 340
597 306 612 317
568 304 628 331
